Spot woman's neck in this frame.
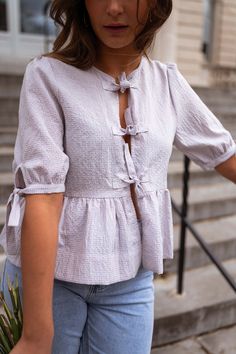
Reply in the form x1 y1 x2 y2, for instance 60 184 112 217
94 45 143 80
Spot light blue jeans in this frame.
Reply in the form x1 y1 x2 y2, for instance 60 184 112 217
0 257 155 354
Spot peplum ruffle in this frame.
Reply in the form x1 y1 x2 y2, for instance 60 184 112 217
0 186 174 284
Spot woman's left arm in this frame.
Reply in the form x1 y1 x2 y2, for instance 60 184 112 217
167 64 236 173
215 154 236 184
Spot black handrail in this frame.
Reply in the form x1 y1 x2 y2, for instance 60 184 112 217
176 156 190 294
172 155 236 294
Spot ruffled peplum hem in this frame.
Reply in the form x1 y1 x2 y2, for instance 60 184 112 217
0 189 174 284
137 189 174 273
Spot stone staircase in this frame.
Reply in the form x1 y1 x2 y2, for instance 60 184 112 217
152 87 236 351
0 74 236 352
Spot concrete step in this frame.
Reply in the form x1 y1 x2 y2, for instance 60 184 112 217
0 253 6 281
164 214 236 273
152 258 236 347
199 98 236 111
194 87 236 100
0 74 23 98
195 95 236 106
167 160 225 188
0 146 14 172
170 181 236 223
221 118 236 130
0 127 17 146
151 324 236 353
0 97 19 127
207 101 236 112
170 147 184 162
194 90 236 112
0 172 14 204
0 204 5 225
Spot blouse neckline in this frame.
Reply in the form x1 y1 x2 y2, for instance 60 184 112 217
91 55 146 83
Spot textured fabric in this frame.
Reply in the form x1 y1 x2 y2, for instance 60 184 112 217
0 55 235 284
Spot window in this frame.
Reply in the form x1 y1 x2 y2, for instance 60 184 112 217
202 0 215 60
0 0 7 31
20 0 57 36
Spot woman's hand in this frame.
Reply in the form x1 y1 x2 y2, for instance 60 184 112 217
9 336 53 354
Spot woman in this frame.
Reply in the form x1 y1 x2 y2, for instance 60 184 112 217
1 0 236 353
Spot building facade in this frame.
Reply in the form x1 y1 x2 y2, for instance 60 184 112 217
0 0 236 87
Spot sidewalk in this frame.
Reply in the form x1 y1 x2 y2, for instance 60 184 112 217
151 324 236 354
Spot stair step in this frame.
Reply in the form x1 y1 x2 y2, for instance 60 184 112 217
152 258 236 347
0 204 6 225
151 324 236 353
196 325 236 354
170 181 236 223
151 338 207 354
196 98 236 109
167 160 225 188
0 97 19 127
0 127 17 146
0 253 6 280
0 115 18 128
194 87 236 100
151 337 207 354
0 172 14 184
0 74 23 98
0 146 14 172
0 172 14 204
170 147 184 162
164 214 236 272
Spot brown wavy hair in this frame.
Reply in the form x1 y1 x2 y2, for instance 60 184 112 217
43 0 173 70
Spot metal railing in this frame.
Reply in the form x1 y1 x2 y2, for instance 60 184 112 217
171 155 236 294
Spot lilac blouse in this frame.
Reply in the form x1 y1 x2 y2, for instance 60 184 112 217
0 55 235 284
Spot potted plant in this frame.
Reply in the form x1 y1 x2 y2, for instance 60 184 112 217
0 274 23 353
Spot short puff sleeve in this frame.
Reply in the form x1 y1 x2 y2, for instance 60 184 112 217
5 56 69 227
167 63 236 170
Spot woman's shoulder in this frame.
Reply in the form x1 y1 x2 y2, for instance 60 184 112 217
20 54 65 98
143 56 178 82
23 54 80 89
25 54 90 83
23 54 57 82
145 56 177 70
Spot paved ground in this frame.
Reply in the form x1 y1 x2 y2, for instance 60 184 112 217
151 324 236 354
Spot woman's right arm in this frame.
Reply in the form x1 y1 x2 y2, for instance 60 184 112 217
7 57 70 352
11 192 64 353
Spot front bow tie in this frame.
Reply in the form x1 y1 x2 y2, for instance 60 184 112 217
114 72 132 93
102 72 139 93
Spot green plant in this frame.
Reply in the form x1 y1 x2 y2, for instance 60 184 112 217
0 274 23 354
